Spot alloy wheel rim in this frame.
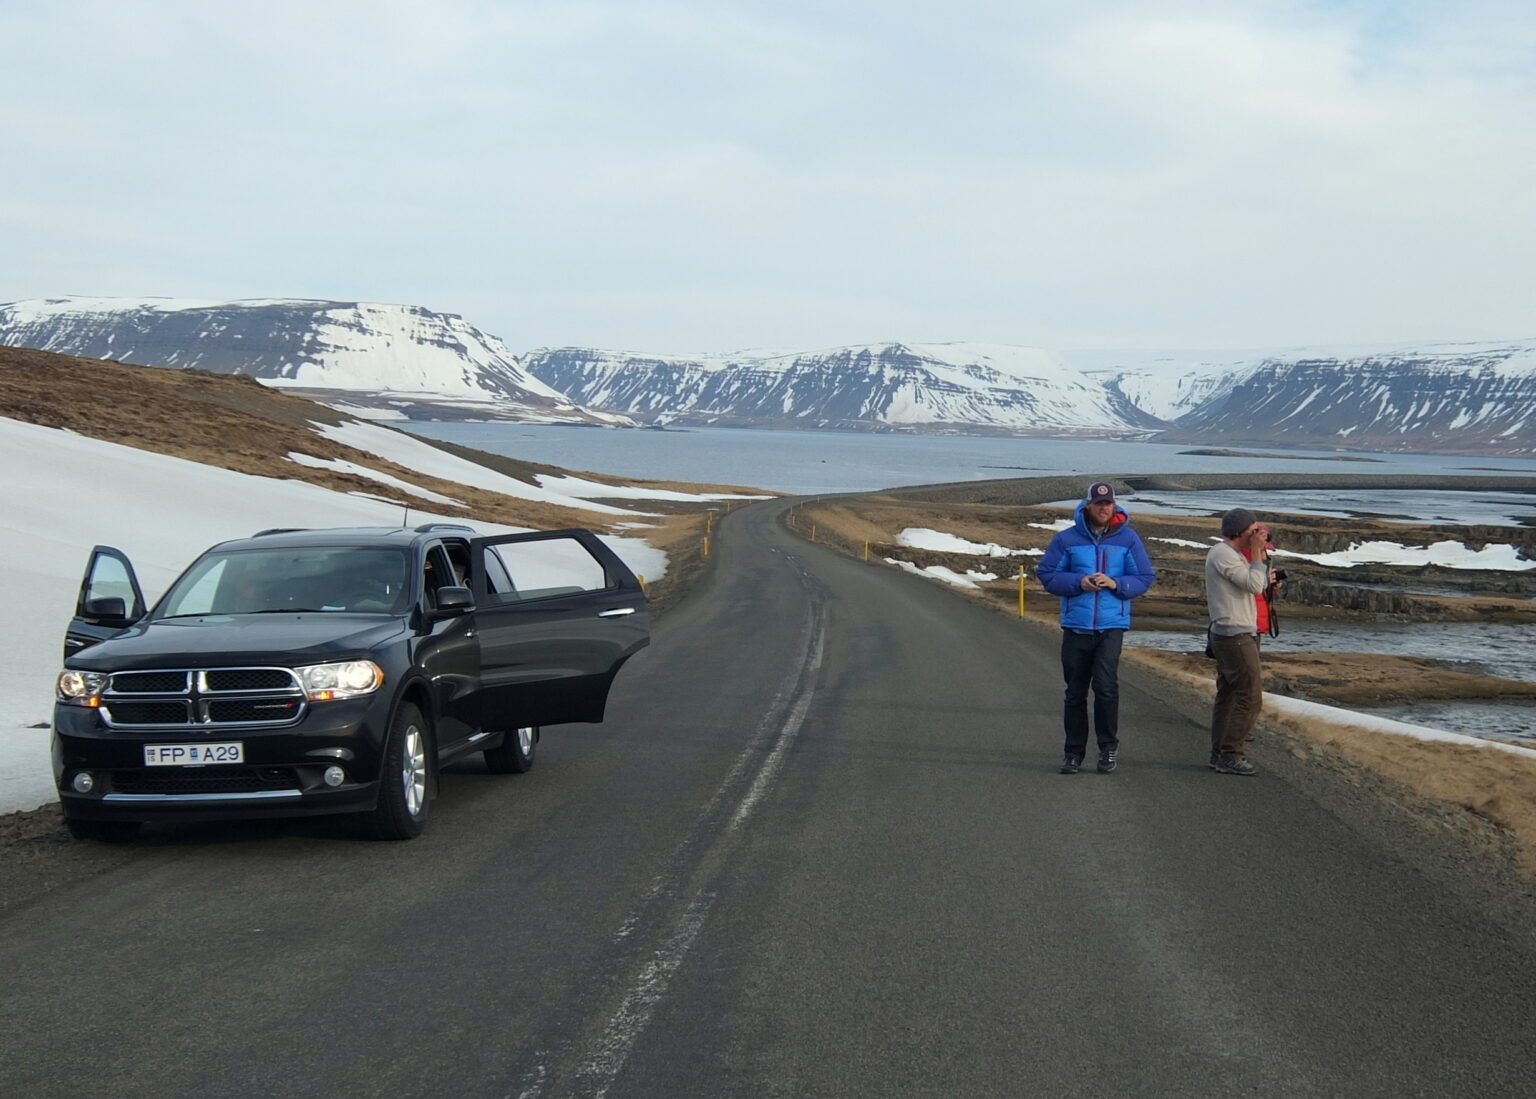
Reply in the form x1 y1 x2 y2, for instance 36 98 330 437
517 726 535 755
402 726 426 817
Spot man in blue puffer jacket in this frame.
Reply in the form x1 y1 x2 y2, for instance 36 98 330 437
1036 481 1157 775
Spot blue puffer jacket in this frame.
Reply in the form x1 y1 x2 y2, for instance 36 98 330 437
1036 502 1156 631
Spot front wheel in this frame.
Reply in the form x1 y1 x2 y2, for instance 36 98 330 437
365 703 431 840
483 726 537 774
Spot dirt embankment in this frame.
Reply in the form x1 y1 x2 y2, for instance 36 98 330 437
1125 648 1536 877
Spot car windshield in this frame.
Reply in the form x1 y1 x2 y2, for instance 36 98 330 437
155 546 413 618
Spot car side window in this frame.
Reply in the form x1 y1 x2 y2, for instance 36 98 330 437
83 552 143 615
488 537 610 602
422 545 457 609
482 547 518 602
443 541 471 587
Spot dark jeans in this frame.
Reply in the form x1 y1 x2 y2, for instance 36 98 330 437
1210 632 1263 759
1060 629 1124 758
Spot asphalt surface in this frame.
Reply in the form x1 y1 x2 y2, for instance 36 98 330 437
4 497 1536 1097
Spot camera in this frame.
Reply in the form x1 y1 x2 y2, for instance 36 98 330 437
1272 568 1289 582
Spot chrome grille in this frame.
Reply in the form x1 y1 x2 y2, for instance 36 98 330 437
112 671 191 693
103 701 192 725
100 666 306 729
207 698 303 723
204 668 294 692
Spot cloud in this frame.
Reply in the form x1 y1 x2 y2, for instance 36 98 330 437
3 1 1534 351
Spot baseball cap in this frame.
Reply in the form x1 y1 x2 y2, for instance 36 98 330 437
1086 481 1115 503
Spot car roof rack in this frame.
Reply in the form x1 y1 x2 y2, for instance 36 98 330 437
252 528 309 537
414 523 475 534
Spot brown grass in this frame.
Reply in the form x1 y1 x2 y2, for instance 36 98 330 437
0 344 766 537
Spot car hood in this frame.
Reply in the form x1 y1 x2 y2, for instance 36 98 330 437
65 614 411 671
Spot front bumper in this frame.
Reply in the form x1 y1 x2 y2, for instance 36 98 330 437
52 694 392 823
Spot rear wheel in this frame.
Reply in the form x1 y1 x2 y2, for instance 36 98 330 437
64 816 141 843
365 703 431 840
483 726 537 774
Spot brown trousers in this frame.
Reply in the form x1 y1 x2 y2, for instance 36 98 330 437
1210 633 1263 759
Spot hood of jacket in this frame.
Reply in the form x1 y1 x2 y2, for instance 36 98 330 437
1073 500 1131 540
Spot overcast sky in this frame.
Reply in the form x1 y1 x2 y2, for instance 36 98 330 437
4 0 1534 353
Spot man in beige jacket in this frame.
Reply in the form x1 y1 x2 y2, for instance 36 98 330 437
1205 508 1275 775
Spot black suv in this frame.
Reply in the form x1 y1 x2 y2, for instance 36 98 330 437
53 524 649 841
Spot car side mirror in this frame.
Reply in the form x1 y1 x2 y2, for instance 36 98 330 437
83 596 130 624
431 586 474 618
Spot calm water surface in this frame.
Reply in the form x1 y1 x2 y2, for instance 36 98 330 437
403 423 1536 496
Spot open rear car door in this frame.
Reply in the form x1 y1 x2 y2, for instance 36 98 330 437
64 545 147 660
469 529 650 729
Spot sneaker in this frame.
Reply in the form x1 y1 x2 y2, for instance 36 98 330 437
1213 755 1257 776
1059 755 1082 774
1096 749 1118 774
1208 751 1220 770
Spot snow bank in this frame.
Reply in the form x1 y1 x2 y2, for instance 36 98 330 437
308 421 643 515
1265 695 1536 760
884 558 999 589
535 474 770 503
1272 540 1535 571
896 527 1039 557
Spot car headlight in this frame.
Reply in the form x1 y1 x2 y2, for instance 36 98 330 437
57 670 108 706
294 660 385 702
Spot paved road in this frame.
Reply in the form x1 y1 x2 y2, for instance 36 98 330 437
4 499 1535 1097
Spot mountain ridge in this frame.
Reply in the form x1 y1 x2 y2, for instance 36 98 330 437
0 297 632 427
3 296 1533 454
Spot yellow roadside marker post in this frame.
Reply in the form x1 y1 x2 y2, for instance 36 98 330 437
1017 567 1028 618
864 541 870 561
703 537 710 556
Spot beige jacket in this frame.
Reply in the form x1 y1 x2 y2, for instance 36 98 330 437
1206 542 1269 636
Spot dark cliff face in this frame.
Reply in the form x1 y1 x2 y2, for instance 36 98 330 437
1165 358 1536 454
1 300 366 377
0 299 598 419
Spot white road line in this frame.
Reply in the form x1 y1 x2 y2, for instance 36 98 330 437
559 589 827 1098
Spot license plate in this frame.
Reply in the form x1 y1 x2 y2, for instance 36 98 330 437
143 742 244 766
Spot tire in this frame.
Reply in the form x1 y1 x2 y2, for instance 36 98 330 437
365 703 431 840
65 817 141 843
483 725 537 774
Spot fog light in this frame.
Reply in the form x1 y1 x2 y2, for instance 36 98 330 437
323 766 346 788
72 772 95 793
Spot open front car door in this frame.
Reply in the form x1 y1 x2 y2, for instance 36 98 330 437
64 545 147 660
469 529 650 730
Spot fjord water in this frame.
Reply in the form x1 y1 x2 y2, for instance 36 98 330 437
402 422 1536 496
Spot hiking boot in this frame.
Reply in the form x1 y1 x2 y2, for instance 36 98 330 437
1059 755 1082 775
1096 749 1118 774
1213 755 1257 776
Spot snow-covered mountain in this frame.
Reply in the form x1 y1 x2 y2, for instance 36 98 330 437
0 297 631 426
4 296 1533 453
1069 341 1536 454
525 338 1536 452
522 342 1162 436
